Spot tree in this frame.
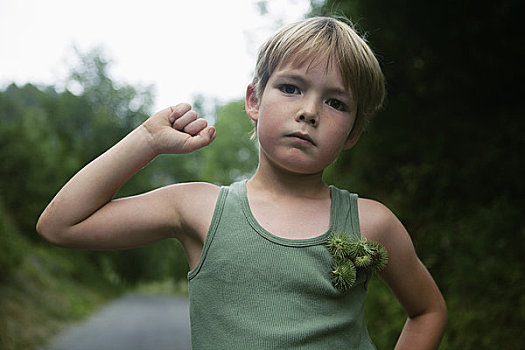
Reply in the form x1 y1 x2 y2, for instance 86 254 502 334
0 48 191 285
201 99 258 184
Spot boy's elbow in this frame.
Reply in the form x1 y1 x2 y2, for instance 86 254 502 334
36 216 55 243
412 290 448 331
434 297 448 342
36 215 68 247
427 292 448 334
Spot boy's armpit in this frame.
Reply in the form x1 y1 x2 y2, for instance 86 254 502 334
167 182 221 270
169 182 221 241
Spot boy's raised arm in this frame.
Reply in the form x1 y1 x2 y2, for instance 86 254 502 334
36 103 216 250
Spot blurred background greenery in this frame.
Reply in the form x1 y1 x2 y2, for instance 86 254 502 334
0 0 523 349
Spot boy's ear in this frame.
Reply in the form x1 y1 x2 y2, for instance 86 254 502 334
343 128 362 150
245 85 259 122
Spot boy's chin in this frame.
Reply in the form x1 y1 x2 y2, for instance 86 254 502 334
270 158 329 177
259 146 337 176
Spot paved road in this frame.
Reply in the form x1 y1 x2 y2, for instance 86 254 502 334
41 294 191 350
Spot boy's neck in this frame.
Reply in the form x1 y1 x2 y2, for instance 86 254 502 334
247 162 329 199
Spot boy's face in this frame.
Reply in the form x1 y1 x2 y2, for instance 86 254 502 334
246 55 359 175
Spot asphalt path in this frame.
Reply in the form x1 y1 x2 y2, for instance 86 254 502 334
40 294 191 350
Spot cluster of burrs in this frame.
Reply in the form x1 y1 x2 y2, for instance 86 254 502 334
325 233 388 292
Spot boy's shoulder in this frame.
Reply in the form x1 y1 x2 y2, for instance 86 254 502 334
159 181 221 242
164 181 220 196
160 181 221 219
159 181 219 195
357 197 401 244
163 181 221 209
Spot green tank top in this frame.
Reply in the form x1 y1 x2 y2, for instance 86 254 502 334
188 180 375 349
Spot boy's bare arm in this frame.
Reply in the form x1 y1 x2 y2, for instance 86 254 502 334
359 199 447 350
36 103 217 250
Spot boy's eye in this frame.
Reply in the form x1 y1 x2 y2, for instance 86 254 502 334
326 99 346 111
279 84 300 94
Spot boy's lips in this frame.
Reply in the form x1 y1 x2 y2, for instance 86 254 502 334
286 132 316 146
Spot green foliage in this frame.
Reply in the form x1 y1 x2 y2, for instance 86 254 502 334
0 202 28 284
326 233 387 291
312 0 524 348
98 240 189 285
201 99 258 184
0 49 152 237
364 278 406 349
0 49 166 288
0 244 122 350
326 232 352 261
330 259 356 292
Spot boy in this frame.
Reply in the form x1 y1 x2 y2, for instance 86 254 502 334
37 17 447 349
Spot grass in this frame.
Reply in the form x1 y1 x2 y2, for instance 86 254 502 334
0 245 123 350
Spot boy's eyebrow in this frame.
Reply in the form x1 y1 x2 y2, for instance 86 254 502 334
274 71 352 100
325 86 352 100
274 71 308 84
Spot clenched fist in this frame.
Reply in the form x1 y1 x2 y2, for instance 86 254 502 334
142 103 216 155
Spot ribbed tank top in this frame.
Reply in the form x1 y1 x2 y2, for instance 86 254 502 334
187 180 375 349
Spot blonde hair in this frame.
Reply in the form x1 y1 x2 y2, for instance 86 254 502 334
251 16 385 139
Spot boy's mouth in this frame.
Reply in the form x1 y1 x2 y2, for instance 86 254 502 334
286 132 316 146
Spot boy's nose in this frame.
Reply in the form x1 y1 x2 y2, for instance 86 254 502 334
295 101 319 126
297 114 318 126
